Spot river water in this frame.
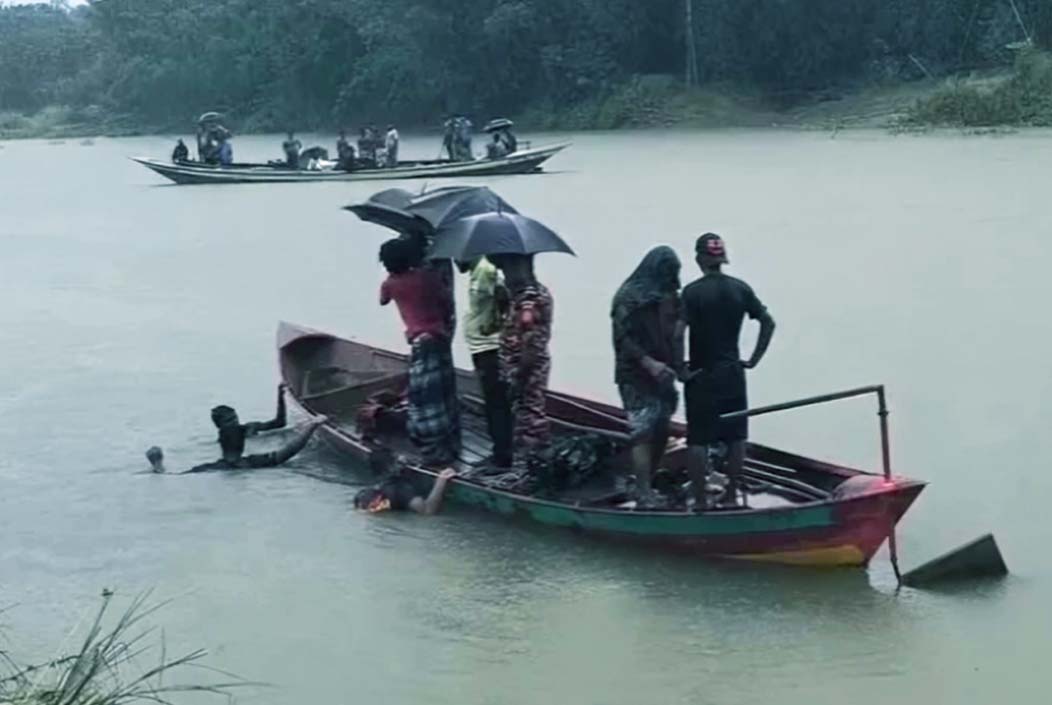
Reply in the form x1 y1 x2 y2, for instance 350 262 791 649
1 130 1050 704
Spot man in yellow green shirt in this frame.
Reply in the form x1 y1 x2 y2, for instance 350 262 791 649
459 257 513 468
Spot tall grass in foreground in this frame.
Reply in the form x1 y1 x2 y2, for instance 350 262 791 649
0 592 245 705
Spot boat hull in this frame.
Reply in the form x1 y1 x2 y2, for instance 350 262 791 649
132 143 569 185
279 322 925 567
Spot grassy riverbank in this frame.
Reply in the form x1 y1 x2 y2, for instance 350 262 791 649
4 54 1051 141
901 49 1052 128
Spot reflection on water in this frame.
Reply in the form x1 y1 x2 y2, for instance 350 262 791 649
1 130 1049 704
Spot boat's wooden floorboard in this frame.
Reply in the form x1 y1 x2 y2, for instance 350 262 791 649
323 400 800 510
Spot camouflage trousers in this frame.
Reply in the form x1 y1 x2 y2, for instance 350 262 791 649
511 356 551 472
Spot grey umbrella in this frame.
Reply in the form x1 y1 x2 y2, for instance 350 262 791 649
344 185 517 236
428 211 575 260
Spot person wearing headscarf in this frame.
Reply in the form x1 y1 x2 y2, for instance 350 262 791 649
611 246 683 507
283 131 302 168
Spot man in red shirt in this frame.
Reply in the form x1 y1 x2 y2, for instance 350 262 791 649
379 238 461 465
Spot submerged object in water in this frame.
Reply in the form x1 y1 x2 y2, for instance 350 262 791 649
902 533 1008 587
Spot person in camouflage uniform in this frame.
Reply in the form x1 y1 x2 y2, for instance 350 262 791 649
491 254 553 475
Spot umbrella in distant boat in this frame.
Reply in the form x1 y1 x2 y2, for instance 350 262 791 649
197 111 224 124
483 118 514 133
428 211 575 260
344 185 517 236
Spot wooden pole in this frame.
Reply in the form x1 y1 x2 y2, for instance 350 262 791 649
685 0 697 87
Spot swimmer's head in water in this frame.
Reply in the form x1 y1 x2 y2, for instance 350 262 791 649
145 446 165 472
210 405 239 429
353 487 391 513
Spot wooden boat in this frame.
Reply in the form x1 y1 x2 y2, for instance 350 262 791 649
131 142 570 185
278 322 925 567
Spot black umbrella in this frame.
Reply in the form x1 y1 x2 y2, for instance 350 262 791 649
409 186 517 230
344 188 429 234
428 211 575 260
344 185 517 236
483 118 514 133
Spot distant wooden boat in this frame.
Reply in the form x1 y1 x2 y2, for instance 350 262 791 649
278 322 926 568
131 142 570 185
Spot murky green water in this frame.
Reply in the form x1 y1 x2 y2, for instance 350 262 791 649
2 129 1050 703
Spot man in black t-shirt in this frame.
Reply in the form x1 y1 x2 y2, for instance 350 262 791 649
680 233 775 508
354 461 457 515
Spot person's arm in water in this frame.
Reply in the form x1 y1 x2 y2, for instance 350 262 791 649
244 383 288 435
408 468 457 515
379 278 392 306
183 416 327 473
742 287 775 369
252 416 328 466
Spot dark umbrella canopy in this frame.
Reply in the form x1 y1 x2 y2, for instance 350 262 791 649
343 188 429 234
428 212 575 261
483 118 514 133
409 186 517 230
344 185 517 236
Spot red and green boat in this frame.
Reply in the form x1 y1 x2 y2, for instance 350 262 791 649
278 322 925 568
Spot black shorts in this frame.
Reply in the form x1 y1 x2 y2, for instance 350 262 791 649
685 362 748 445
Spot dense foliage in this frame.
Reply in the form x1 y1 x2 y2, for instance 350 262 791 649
0 0 1049 130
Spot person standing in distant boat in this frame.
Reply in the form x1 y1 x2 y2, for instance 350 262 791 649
172 139 189 162
490 253 553 477
283 131 302 169
379 238 461 466
454 116 473 160
458 257 513 468
384 124 400 167
680 233 775 509
442 116 456 159
611 246 682 507
336 129 356 170
358 127 377 167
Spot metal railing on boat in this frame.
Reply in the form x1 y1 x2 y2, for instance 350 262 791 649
722 385 901 581
721 384 892 481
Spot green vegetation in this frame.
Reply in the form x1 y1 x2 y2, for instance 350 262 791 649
904 48 1052 127
1 1 1051 138
0 592 242 705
